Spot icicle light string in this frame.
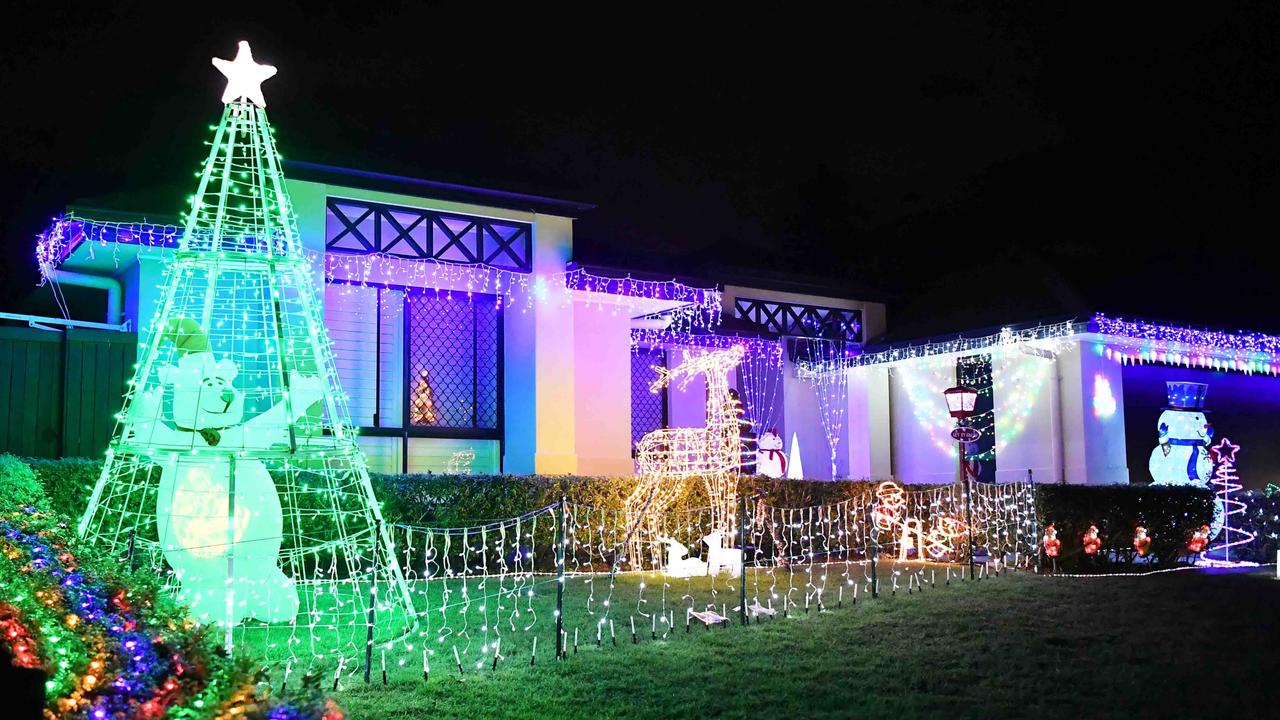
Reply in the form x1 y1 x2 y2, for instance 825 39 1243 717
796 338 850 478
36 214 722 334
310 480 1034 681
885 343 1056 463
737 340 786 438
798 322 1079 376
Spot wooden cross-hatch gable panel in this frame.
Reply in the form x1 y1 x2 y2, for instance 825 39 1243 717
733 297 863 342
325 198 533 272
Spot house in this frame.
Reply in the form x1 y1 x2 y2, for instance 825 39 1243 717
9 160 884 478
836 315 1280 489
12 161 1278 488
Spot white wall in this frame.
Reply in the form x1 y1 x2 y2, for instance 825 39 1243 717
573 303 634 475
888 360 959 485
992 350 1060 483
530 214 577 474
668 370 707 428
1059 339 1129 485
782 360 846 479
847 366 891 479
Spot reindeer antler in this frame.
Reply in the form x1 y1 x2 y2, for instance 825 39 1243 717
649 364 678 393
647 346 746 393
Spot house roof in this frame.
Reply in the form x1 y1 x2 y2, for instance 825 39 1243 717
284 160 596 217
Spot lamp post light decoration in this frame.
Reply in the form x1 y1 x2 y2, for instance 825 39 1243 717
944 385 980 579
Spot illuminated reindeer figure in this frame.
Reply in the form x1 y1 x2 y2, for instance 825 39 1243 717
625 346 746 567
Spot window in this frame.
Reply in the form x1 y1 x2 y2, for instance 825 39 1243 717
631 349 668 450
324 283 503 473
406 294 500 433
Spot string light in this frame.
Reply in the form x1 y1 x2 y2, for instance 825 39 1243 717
626 347 746 562
1200 437 1260 568
1 511 339 718
1082 524 1101 556
78 44 416 670
1042 524 1061 558
1187 525 1210 554
796 339 850 478
1132 526 1151 558
1095 314 1280 376
871 481 970 561
799 322 1079 375
37 214 724 336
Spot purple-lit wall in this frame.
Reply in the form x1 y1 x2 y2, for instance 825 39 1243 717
1121 363 1280 490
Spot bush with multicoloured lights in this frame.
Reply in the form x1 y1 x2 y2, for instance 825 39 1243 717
0 454 342 719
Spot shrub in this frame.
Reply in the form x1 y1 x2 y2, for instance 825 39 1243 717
1035 484 1215 571
368 473 892 527
0 493 343 718
18 457 1244 573
0 454 47 512
24 457 101 519
1239 490 1280 563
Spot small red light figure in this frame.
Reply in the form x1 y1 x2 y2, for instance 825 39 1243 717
1042 524 1061 558
1187 524 1210 553
1133 526 1152 557
1082 524 1101 555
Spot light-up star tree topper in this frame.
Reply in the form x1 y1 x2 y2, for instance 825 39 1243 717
77 42 415 657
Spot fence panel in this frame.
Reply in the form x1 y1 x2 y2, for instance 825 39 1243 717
0 325 136 459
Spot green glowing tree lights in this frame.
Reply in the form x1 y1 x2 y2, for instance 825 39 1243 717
77 42 414 658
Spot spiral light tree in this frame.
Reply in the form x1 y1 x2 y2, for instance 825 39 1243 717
1200 437 1258 568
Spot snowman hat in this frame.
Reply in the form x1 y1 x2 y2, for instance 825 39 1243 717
1164 381 1208 412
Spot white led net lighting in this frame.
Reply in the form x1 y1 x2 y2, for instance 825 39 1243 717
78 44 415 667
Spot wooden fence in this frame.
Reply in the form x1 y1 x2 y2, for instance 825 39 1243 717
0 325 136 458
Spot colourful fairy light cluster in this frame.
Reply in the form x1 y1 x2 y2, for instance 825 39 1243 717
0 509 341 719
1094 314 1280 375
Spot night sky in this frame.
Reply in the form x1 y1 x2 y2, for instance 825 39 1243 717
3 2 1278 339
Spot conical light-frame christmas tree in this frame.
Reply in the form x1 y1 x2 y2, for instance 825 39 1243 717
77 42 415 657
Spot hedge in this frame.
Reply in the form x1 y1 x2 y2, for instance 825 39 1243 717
1035 484 1215 570
25 457 1248 570
368 472 870 527
23 456 101 520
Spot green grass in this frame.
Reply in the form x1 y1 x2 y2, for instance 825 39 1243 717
319 566 1280 719
237 560 859 667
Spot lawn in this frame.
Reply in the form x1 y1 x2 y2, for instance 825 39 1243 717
331 566 1279 719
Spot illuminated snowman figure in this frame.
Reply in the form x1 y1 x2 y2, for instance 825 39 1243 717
755 429 787 478
128 319 324 625
1148 382 1214 486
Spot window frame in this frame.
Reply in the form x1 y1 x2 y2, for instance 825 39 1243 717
328 278 504 471
630 347 669 456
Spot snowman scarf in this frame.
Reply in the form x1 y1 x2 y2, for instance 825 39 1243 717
761 448 787 475
1166 438 1207 481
